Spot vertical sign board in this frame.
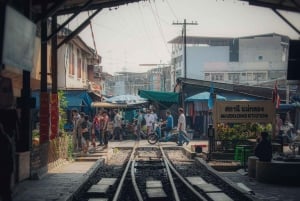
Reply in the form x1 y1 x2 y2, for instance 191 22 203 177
1 6 36 71
50 93 58 140
213 101 276 137
39 92 50 143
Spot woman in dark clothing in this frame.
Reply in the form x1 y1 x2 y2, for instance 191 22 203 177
255 131 273 162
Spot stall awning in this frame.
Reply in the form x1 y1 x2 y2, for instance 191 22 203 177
138 90 179 103
64 90 91 108
32 90 92 109
91 102 127 108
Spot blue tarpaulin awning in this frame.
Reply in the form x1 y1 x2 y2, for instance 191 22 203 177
185 92 226 102
32 90 92 109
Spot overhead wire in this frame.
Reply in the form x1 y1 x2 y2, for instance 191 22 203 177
149 1 171 54
166 0 178 21
137 2 160 60
88 11 98 56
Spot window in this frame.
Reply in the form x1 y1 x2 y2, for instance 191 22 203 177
77 49 82 79
69 44 75 75
258 55 263 60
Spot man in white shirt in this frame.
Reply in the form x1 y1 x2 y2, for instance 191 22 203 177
177 107 190 146
144 109 155 134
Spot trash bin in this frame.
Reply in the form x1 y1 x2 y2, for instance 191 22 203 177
235 145 252 168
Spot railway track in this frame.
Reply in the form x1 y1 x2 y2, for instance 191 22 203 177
73 143 254 201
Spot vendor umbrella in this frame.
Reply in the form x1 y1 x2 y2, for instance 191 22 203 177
105 94 147 104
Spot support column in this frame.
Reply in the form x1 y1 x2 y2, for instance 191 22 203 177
39 3 49 144
17 0 33 152
50 15 58 140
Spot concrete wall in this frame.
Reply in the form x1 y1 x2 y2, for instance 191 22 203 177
186 46 229 80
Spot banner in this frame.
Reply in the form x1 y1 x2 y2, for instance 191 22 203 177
214 100 275 123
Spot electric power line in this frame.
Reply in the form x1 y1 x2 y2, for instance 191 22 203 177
149 1 171 54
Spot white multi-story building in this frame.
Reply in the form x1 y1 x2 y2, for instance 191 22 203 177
170 33 289 87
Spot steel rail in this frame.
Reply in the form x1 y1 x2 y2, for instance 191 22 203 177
112 142 138 201
159 146 181 201
131 160 144 201
161 147 209 201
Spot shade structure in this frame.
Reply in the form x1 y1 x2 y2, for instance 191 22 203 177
105 94 147 104
138 90 179 103
91 102 127 108
185 91 226 102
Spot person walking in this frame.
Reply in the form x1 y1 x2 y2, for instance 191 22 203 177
177 107 190 146
93 111 103 146
0 123 13 201
112 109 122 141
101 110 110 149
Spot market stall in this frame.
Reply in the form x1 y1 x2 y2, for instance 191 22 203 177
185 91 226 137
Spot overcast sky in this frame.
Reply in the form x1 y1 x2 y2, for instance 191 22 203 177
61 0 300 75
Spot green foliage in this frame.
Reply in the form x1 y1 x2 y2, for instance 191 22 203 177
67 135 74 160
217 123 273 141
32 129 39 138
58 90 68 132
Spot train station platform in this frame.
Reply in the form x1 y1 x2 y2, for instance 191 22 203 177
12 140 300 201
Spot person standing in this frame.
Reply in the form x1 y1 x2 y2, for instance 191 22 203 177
177 107 190 146
93 111 103 146
75 112 85 152
71 109 80 151
0 123 13 201
112 109 122 141
145 109 155 135
81 115 91 154
102 110 109 149
136 110 144 140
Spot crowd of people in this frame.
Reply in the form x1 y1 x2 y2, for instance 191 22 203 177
70 107 192 154
71 109 110 154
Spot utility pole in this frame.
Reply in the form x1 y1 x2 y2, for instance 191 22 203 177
173 19 198 79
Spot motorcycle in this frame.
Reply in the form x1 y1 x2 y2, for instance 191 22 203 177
147 122 179 145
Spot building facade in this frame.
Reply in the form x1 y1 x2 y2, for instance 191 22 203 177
170 33 289 87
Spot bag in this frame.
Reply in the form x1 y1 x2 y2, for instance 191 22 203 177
81 121 88 133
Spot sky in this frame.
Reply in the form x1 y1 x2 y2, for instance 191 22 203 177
60 0 300 75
